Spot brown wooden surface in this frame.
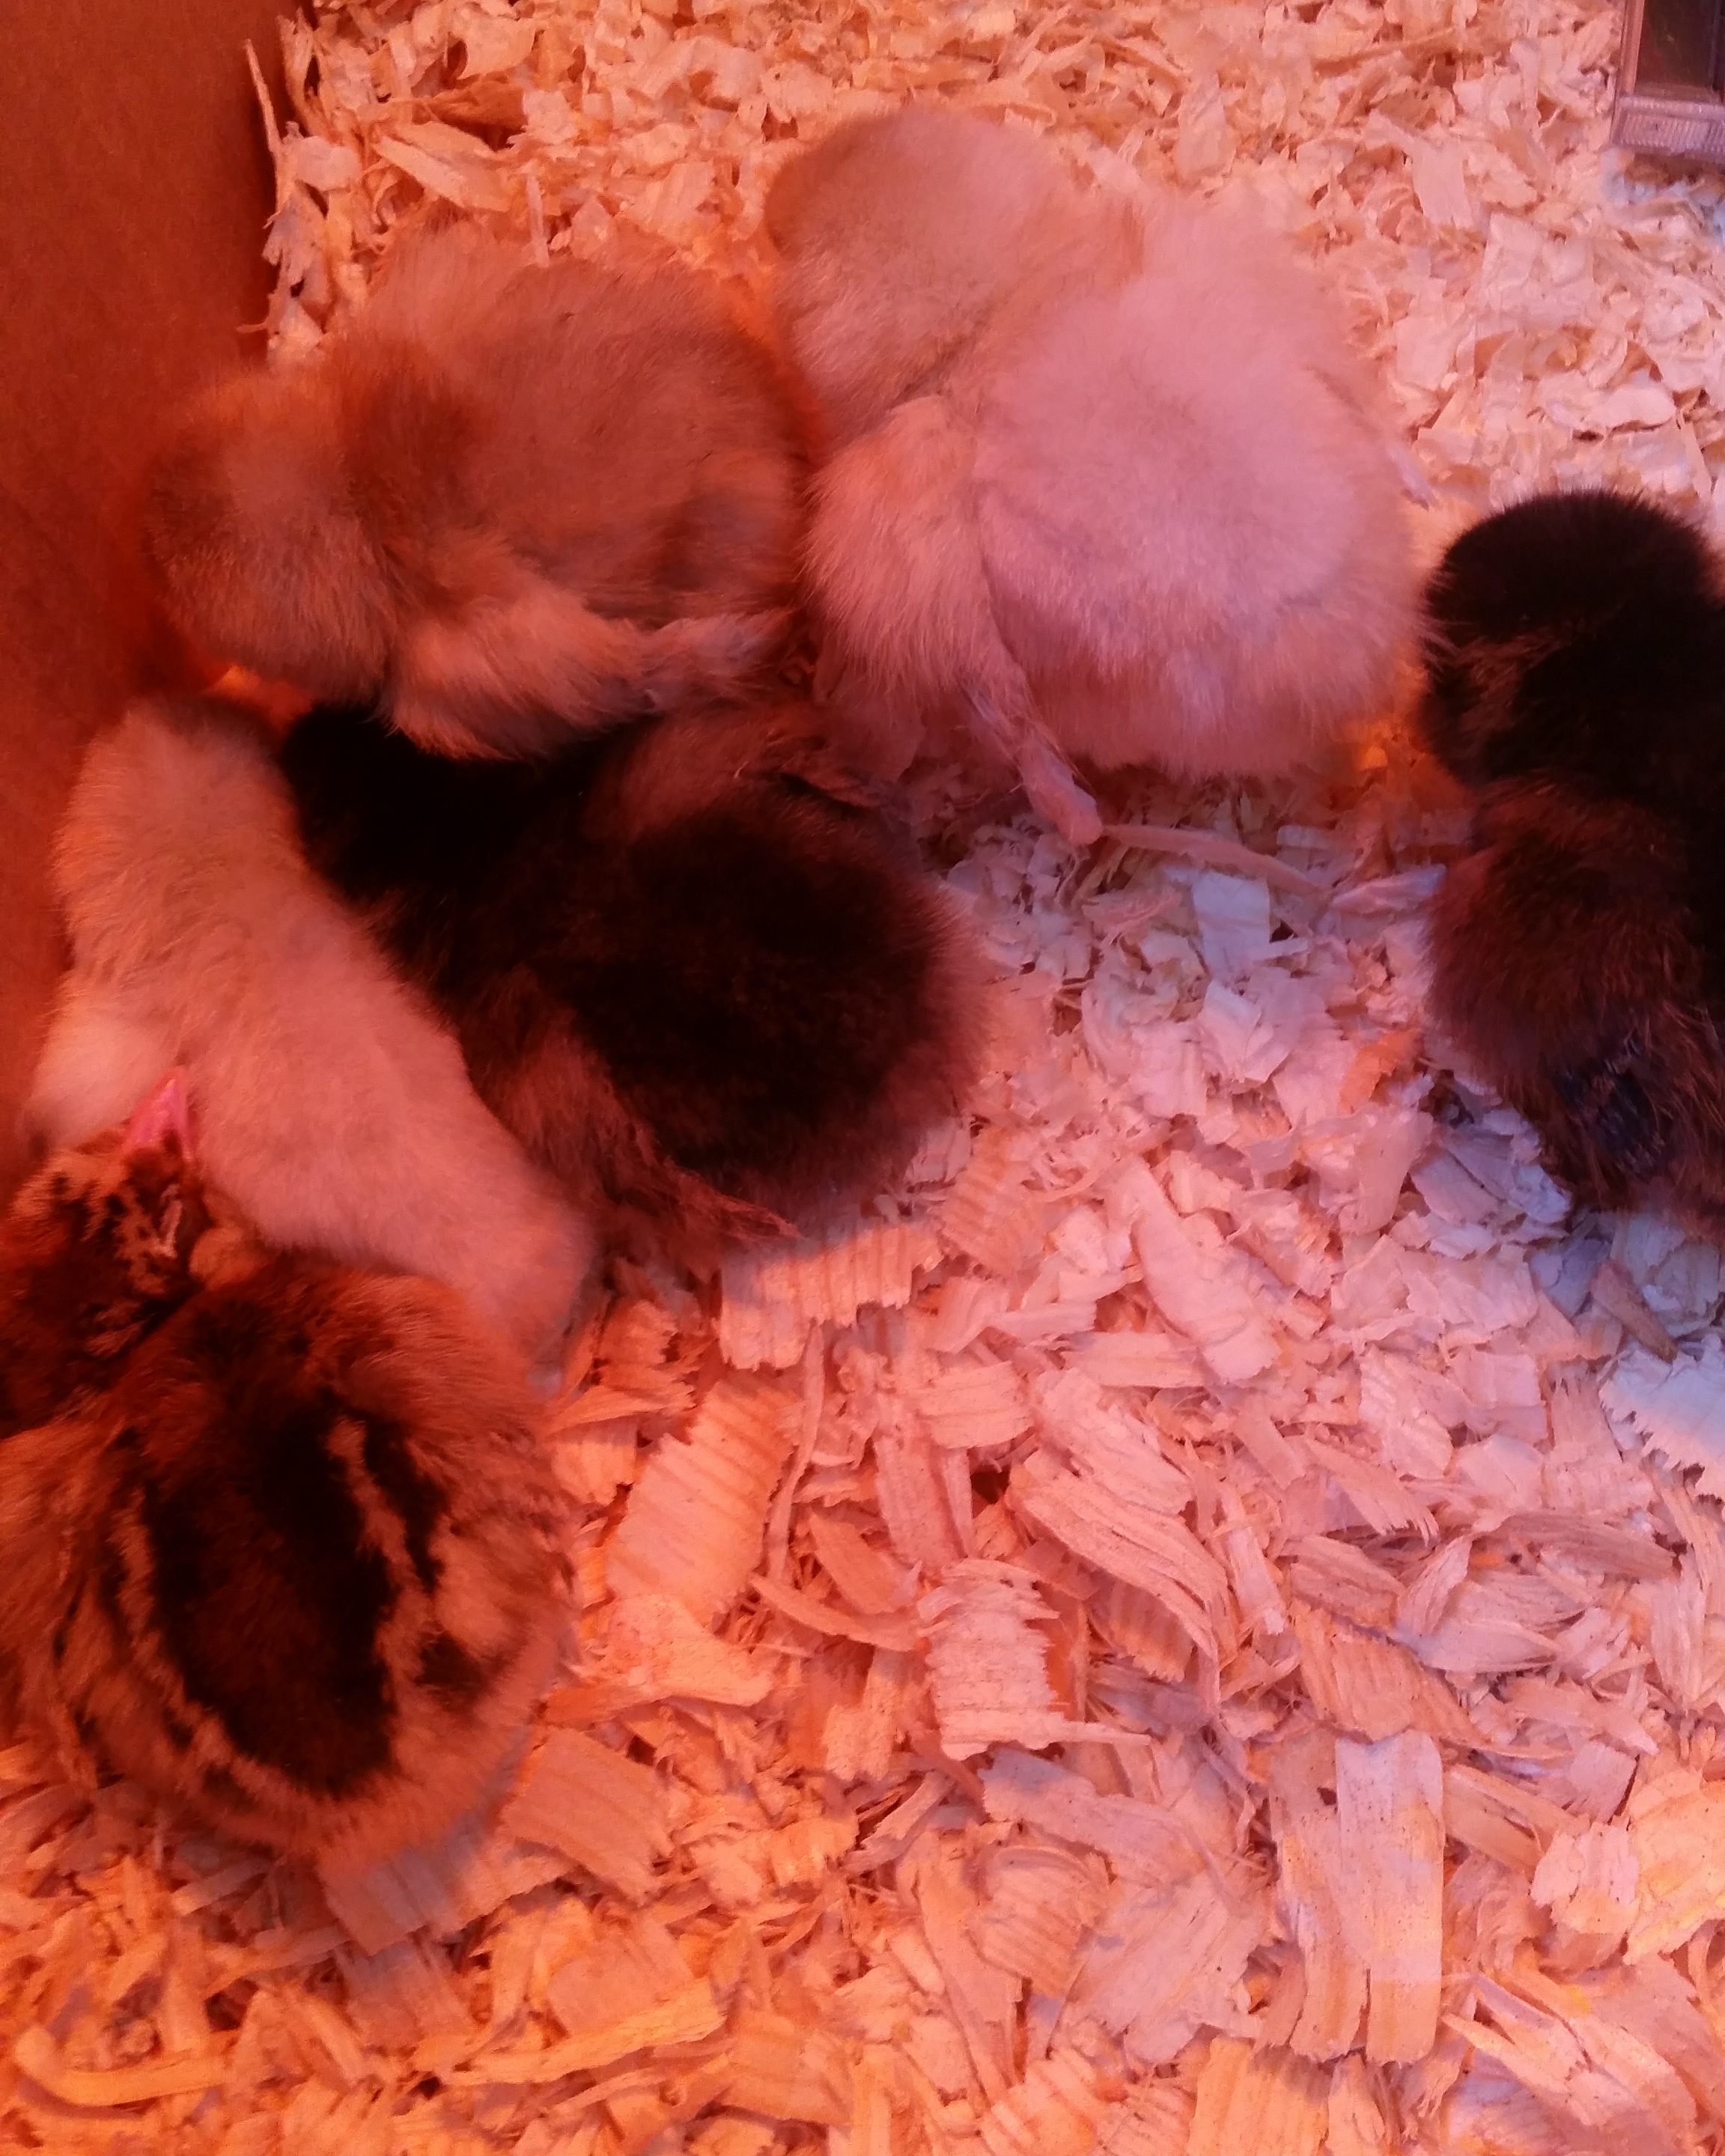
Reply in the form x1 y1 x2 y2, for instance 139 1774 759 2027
0 0 288 1195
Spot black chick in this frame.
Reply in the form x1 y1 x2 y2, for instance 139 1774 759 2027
1417 488 1725 1227
0 1079 567 1872
277 700 986 1264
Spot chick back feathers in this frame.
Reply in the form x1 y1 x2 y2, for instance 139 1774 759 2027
279 700 986 1261
42 1259 564 1868
143 222 808 755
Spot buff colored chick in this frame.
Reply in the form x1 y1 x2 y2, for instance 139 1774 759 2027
142 219 808 757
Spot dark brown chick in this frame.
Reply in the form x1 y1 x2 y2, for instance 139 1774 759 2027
278 699 987 1266
0 1085 567 1871
1419 489 1725 1228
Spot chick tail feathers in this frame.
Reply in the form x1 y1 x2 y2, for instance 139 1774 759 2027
1429 782 1725 1215
807 398 1099 841
22 977 180 1157
391 582 791 756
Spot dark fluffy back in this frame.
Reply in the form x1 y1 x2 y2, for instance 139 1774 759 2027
1419 490 1725 800
49 1257 563 1863
280 703 983 1233
1426 779 1725 1219
552 788 970 1213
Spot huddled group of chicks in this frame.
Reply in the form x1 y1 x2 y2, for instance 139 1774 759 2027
4 103 1721 1872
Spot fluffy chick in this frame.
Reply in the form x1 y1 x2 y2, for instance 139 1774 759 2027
279 698 986 1263
1419 489 1725 1227
142 220 808 757
1421 487 1724 797
0 1097 566 1870
767 106 1415 841
26 697 591 1366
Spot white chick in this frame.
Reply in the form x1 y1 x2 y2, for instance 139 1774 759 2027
141 219 808 757
24 697 592 1368
767 107 1416 841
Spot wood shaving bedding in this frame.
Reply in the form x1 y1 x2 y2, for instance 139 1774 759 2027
14 1 1725 2150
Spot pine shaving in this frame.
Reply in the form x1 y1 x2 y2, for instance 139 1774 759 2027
722 2011 853 2125
1334 1735 1445 2065
1187 2038 1329 2156
500 1730 671 1901
922 1562 1149 1757
980 2048 1110 2156
720 1216 940 1370
476 1977 723 2082
556 1593 776 1714
607 1374 798 1621
13 2024 233 2107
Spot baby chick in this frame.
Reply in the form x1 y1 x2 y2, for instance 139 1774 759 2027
767 106 1415 841
141 220 808 758
27 696 592 1367
0 1082 568 1871
1419 488 1725 1227
279 698 986 1264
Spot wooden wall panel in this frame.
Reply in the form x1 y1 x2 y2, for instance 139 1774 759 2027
0 0 287 1193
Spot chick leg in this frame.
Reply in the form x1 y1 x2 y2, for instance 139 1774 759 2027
970 692 1103 847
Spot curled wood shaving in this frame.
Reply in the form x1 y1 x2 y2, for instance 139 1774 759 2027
606 1374 798 1621
13 2023 233 2107
500 1729 671 1902
720 1216 941 1371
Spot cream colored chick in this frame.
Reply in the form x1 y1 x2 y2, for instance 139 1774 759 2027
0 1088 568 1872
25 697 591 1367
767 107 1416 842
142 219 808 757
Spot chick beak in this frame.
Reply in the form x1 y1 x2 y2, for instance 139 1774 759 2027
123 1071 197 1162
